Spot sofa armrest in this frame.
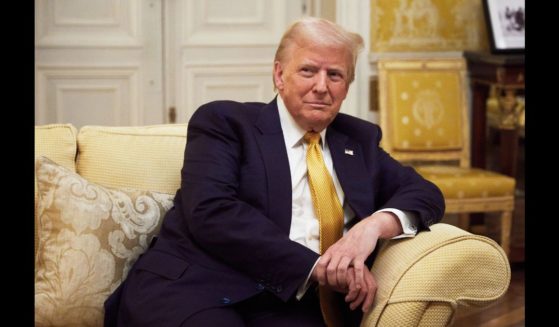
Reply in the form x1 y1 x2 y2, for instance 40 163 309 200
361 223 511 327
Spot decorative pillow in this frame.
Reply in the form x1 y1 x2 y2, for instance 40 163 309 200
35 156 174 327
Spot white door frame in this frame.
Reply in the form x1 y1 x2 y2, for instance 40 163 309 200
336 0 371 121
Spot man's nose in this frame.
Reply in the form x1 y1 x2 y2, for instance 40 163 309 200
313 71 328 93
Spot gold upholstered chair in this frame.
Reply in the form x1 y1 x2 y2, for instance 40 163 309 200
377 58 516 256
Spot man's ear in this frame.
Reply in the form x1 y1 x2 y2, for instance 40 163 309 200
273 61 284 90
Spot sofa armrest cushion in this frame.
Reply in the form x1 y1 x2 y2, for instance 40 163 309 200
361 223 510 327
35 156 173 326
35 124 78 171
35 124 78 259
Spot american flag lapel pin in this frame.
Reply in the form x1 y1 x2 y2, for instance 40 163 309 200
344 149 354 156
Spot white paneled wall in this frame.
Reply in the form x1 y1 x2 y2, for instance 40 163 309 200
36 0 163 127
183 63 274 112
169 0 304 123
36 0 372 127
36 66 139 126
36 0 141 47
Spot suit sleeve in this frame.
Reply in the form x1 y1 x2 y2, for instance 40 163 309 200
371 125 445 231
179 104 318 301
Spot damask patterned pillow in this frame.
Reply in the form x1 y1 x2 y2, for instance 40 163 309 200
35 156 174 327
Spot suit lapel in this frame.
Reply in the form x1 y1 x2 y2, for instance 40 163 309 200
326 127 374 219
253 100 375 230
254 99 292 234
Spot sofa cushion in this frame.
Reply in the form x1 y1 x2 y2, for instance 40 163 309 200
416 165 516 199
35 124 78 260
35 156 174 327
76 124 187 194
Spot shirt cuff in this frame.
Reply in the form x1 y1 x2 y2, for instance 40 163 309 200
375 208 418 239
296 258 320 300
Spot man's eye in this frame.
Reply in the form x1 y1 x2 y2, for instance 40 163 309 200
328 72 342 80
300 68 314 76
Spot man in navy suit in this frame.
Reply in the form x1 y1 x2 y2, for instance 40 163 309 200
105 17 444 326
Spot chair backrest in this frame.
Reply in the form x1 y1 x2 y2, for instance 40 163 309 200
377 58 470 168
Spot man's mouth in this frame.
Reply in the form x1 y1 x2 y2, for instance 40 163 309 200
305 102 331 108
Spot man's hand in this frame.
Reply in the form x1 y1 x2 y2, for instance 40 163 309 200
314 212 402 292
345 266 377 312
310 266 377 312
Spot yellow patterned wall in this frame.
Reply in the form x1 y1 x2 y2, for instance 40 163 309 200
371 0 489 52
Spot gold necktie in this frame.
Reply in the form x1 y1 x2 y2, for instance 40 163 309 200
304 132 344 327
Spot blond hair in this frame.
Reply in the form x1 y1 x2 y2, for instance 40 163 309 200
274 17 364 84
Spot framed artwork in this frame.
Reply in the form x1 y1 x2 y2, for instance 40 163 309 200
482 0 525 53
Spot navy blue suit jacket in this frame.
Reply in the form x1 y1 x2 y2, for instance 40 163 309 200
105 98 445 326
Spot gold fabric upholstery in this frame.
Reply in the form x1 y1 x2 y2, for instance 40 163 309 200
77 125 187 195
361 223 510 326
377 58 515 256
416 166 515 199
387 71 462 151
34 124 78 259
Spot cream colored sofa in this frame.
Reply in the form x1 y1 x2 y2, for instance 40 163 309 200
34 124 511 327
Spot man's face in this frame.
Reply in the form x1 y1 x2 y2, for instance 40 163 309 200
274 44 350 132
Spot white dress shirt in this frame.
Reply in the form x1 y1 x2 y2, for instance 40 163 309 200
276 96 419 298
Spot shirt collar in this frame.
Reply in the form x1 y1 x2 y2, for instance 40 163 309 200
277 95 327 149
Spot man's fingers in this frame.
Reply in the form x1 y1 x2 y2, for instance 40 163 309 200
361 273 377 313
349 287 367 311
352 259 365 290
326 254 342 287
337 256 352 289
345 288 359 303
315 255 331 285
345 271 358 302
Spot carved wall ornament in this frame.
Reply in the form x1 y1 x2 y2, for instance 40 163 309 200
371 0 488 52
